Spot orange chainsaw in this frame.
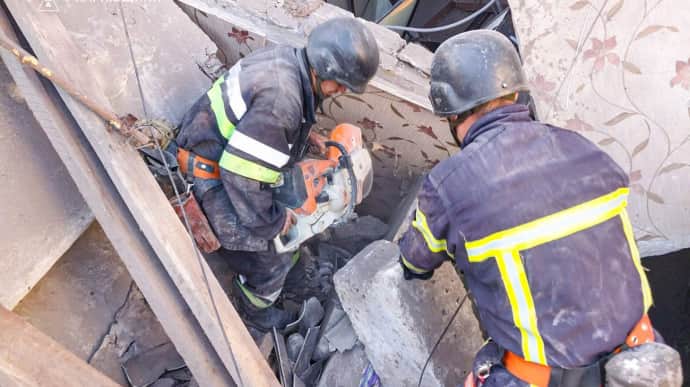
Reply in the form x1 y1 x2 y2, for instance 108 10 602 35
272 123 373 253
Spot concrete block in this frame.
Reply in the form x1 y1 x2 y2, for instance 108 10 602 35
334 240 483 386
397 42 433 75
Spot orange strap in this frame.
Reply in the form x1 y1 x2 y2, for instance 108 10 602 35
504 314 654 386
503 350 551 387
623 314 655 349
177 148 220 180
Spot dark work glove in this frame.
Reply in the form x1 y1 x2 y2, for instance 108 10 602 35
399 257 434 281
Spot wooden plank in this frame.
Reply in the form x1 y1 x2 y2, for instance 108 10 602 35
0 306 120 387
2 1 279 385
0 8 233 387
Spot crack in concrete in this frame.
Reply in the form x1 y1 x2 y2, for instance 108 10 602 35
87 280 135 364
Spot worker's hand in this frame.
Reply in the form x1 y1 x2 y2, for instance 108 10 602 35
308 131 328 155
280 208 296 236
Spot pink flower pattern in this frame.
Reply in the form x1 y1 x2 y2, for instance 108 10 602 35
670 58 690 90
583 37 620 72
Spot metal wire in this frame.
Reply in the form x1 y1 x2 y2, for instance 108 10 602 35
385 0 499 33
145 124 245 387
417 293 469 387
118 1 244 385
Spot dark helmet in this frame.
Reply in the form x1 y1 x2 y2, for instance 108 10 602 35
429 30 529 116
306 18 380 94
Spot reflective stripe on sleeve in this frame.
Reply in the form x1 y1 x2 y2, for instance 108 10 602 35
218 152 281 184
207 63 246 140
227 130 291 168
207 75 236 139
401 255 430 274
412 208 455 258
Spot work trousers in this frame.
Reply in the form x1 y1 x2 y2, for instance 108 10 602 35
196 181 293 301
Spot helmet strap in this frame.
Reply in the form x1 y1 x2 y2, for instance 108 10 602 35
311 71 327 114
447 110 473 148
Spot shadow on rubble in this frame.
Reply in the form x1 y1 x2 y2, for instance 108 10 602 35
645 248 690 386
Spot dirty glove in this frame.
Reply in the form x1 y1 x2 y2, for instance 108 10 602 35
399 257 434 281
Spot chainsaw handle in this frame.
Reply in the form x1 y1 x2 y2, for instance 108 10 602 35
325 141 356 221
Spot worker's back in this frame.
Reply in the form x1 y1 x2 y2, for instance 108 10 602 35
428 103 652 368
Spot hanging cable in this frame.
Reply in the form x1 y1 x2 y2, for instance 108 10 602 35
118 1 244 385
417 293 469 387
385 0 499 33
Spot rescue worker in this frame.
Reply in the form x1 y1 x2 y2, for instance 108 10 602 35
173 17 379 332
399 30 657 386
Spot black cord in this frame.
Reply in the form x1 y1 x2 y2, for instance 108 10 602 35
417 293 469 387
118 1 244 382
386 0 498 33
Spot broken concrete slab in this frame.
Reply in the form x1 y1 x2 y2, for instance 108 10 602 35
0 59 92 309
316 344 370 387
13 223 133 384
122 342 186 387
605 343 683 387
398 43 433 75
323 315 357 353
334 240 484 386
55 0 217 123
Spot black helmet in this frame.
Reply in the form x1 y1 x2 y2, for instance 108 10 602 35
306 18 380 94
429 30 528 116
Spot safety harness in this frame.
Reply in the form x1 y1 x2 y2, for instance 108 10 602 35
502 314 655 387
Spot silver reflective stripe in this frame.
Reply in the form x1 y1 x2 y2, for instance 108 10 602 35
225 63 247 120
466 193 628 257
228 131 290 168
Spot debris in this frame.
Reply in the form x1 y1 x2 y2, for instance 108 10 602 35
323 316 358 353
313 299 347 361
317 344 370 387
287 333 305 362
397 43 433 75
122 342 186 387
273 327 293 387
285 297 324 335
150 378 176 387
300 359 325 386
605 343 683 387
334 240 483 386
258 332 275 360
293 326 320 376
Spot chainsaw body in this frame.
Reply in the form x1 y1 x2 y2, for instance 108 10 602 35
273 124 373 253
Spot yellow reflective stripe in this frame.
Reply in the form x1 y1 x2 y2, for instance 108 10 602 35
620 209 653 311
291 251 301 266
218 152 281 183
467 188 629 262
412 208 455 258
496 251 547 365
207 76 236 140
237 280 273 308
401 255 429 274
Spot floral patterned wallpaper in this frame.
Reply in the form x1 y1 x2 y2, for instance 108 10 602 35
509 0 690 256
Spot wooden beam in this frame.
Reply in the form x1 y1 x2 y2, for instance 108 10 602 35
0 306 120 387
2 1 279 385
0 6 233 387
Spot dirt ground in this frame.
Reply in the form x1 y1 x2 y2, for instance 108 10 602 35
645 248 690 386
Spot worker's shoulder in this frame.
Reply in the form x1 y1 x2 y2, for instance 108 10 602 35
240 46 305 120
